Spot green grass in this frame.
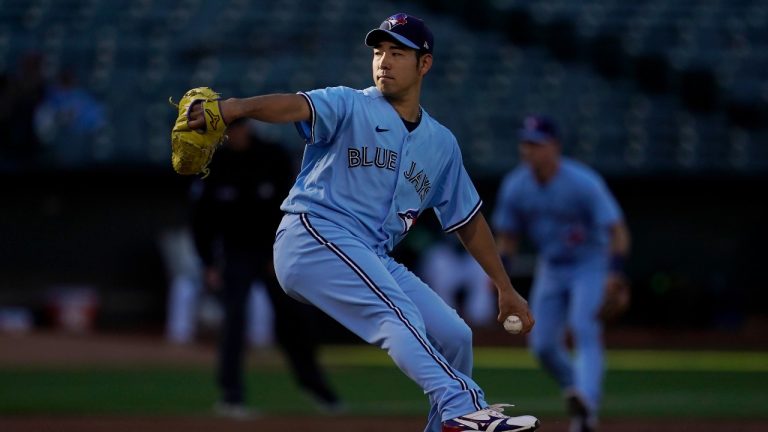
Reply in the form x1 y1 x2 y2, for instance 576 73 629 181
1 347 767 418
0 367 217 415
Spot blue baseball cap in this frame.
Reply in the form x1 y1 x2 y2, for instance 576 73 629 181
365 13 434 54
518 115 559 144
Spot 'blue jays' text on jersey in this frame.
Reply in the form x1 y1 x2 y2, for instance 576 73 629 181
281 86 482 255
491 158 622 264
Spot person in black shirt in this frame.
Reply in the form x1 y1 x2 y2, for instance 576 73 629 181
190 117 340 417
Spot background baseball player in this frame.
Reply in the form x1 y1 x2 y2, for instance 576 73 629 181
181 12 539 432
492 115 631 432
189 117 340 416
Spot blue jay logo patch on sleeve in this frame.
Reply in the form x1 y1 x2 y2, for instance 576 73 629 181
398 209 419 234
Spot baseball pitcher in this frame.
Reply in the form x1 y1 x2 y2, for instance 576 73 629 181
170 12 539 432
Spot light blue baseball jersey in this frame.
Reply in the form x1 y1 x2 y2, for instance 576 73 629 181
492 157 622 264
282 86 482 254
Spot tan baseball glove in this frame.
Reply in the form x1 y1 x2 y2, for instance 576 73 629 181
598 274 631 322
168 87 227 176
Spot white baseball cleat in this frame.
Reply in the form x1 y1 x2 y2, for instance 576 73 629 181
442 404 540 431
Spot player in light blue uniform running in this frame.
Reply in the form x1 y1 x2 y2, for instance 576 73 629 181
492 116 631 432
187 13 539 432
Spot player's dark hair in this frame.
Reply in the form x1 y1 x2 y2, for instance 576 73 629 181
416 50 431 70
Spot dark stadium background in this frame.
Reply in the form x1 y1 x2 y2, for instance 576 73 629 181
1 2 767 432
2 0 765 336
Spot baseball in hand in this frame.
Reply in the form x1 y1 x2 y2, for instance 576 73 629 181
503 315 523 334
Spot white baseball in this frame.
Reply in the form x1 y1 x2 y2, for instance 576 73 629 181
503 315 523 334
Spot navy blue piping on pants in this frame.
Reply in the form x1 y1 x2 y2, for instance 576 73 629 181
299 213 482 412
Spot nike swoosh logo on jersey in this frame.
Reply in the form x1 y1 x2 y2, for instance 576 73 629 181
375 126 389 132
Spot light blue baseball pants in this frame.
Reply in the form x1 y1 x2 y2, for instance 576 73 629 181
273 213 487 432
528 257 608 413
